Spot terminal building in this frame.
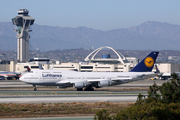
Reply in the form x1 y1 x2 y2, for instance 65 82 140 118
1 46 179 76
0 47 179 78
15 46 138 73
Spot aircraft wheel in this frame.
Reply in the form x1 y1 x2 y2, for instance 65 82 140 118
33 85 37 91
84 87 94 91
34 88 37 91
91 87 94 91
77 88 83 91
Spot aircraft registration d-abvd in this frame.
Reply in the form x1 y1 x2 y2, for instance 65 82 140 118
20 51 159 91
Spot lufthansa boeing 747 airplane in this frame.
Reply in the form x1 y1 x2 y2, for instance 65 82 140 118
20 51 159 91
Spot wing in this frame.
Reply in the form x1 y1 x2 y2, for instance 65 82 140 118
87 72 157 86
87 77 133 82
87 77 133 87
56 79 88 89
135 73 159 80
56 80 70 84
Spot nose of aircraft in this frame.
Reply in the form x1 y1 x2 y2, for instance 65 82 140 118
19 76 24 82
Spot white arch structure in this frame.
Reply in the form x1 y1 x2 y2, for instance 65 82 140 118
84 46 127 64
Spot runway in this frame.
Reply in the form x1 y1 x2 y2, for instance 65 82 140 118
0 79 166 88
0 94 139 103
0 89 147 103
0 79 167 104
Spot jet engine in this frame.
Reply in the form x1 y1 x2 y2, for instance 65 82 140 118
73 82 85 88
98 80 111 87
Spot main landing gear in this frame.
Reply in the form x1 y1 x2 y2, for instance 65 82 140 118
76 86 94 91
77 88 83 91
33 85 37 91
84 87 94 91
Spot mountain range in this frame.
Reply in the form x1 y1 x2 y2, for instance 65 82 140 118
0 21 180 51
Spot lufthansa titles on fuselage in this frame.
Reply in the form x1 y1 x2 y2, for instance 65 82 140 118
42 74 62 77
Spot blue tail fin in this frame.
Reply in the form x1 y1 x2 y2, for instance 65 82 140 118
130 51 159 72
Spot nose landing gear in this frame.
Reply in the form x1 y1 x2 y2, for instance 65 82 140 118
33 85 37 91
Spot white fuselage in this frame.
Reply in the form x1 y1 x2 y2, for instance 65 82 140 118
20 69 154 87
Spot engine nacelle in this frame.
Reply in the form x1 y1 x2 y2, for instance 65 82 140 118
98 80 111 87
73 82 84 88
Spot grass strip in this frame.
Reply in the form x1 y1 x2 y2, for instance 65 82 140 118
0 102 133 118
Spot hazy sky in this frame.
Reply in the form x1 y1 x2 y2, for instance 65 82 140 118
1 0 180 30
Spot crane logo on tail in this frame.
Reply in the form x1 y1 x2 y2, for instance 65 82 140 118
144 57 154 67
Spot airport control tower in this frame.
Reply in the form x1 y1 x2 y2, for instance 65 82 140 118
12 9 35 62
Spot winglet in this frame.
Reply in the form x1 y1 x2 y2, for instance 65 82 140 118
130 51 159 72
